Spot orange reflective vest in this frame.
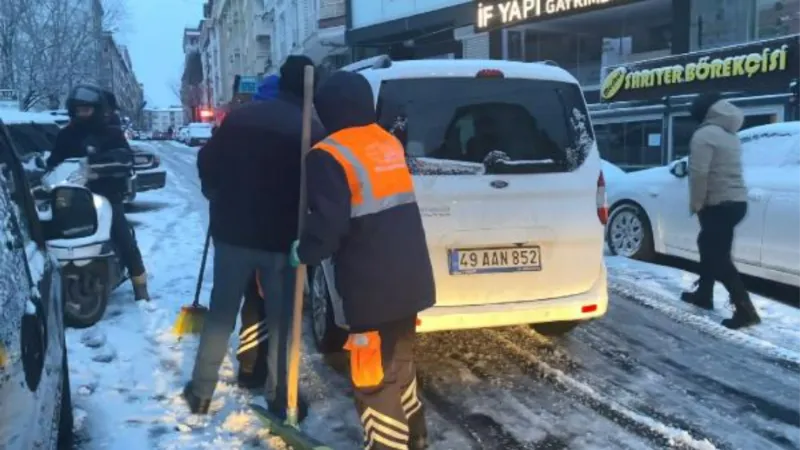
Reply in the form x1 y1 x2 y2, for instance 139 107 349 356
314 124 416 218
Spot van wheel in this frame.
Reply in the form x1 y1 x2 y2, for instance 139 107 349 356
57 343 74 449
310 268 348 354
606 203 655 260
531 321 581 337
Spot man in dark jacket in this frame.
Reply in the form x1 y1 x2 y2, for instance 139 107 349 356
290 71 435 450
681 93 760 329
48 85 149 301
236 74 281 390
184 56 326 416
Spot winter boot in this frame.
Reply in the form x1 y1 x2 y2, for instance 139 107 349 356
236 369 267 390
182 382 211 415
722 292 761 329
132 274 150 301
680 279 714 310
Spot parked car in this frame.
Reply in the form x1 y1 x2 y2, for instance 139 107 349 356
0 116 76 449
130 144 167 194
0 111 62 186
176 127 189 143
185 122 212 146
606 121 800 287
308 56 609 353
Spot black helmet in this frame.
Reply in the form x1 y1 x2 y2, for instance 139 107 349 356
66 85 109 122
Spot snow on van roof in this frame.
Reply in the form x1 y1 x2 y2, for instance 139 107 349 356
355 59 580 85
0 109 59 125
739 121 800 138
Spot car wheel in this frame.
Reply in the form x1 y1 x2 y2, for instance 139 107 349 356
531 321 581 337
310 267 348 354
57 342 74 449
606 203 655 260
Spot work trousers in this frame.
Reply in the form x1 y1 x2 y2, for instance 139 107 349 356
695 201 748 298
110 202 145 277
190 242 295 405
348 316 427 450
236 274 268 380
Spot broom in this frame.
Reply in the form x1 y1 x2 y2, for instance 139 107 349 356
174 226 211 336
249 65 332 449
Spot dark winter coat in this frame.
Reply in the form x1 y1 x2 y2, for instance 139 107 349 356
297 71 436 330
48 121 133 202
197 91 326 252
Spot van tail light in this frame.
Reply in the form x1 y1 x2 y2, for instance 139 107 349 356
597 171 609 225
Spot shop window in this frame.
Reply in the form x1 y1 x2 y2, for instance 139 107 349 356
595 120 663 169
756 0 800 39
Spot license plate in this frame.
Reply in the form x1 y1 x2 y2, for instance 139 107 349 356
449 246 542 275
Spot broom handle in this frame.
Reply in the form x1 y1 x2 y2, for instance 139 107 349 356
286 65 314 423
193 226 212 307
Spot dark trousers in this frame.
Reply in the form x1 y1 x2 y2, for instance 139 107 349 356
190 242 295 403
237 274 268 379
348 316 427 450
110 202 145 277
696 201 748 298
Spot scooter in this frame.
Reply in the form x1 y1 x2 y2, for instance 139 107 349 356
36 148 136 328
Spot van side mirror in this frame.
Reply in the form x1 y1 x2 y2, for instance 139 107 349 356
34 155 46 170
43 186 98 240
669 160 688 178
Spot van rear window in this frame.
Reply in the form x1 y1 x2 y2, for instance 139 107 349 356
377 77 594 175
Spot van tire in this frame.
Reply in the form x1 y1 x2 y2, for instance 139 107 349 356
310 267 348 354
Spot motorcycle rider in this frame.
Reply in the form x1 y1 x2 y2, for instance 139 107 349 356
47 85 150 301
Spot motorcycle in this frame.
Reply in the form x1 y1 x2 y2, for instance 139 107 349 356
36 148 136 328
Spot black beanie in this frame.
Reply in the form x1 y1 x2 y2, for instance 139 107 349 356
279 55 315 97
690 92 722 123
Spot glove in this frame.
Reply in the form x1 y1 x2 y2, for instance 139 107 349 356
289 240 301 268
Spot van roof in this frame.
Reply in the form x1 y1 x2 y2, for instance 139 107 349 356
344 58 579 86
0 110 60 125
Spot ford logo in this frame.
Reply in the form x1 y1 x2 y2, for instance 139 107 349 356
490 180 508 189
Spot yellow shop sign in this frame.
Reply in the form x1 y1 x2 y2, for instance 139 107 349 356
600 44 790 101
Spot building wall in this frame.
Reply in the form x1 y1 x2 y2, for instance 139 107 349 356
143 108 186 132
100 32 144 121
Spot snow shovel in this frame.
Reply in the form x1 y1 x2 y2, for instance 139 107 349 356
173 226 211 336
249 65 332 449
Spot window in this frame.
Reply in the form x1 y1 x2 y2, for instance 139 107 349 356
756 0 800 39
6 124 59 159
0 126 43 247
376 77 594 175
671 115 697 161
595 119 663 169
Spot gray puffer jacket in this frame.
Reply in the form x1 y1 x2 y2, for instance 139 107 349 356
688 99 748 213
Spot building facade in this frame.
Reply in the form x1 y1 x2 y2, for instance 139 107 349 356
100 32 145 123
143 107 186 132
344 0 799 169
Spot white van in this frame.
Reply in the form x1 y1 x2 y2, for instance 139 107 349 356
309 57 609 352
186 122 212 146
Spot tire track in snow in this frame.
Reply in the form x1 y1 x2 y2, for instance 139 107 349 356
609 275 800 370
479 329 719 450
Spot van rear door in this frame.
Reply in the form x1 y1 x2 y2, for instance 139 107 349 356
376 73 605 306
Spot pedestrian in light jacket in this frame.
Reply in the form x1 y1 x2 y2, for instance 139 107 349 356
681 93 760 329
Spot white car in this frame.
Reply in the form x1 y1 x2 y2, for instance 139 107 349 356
308 56 609 352
606 121 800 287
185 122 212 146
176 126 189 143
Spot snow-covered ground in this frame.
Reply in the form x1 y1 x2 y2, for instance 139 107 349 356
69 141 800 450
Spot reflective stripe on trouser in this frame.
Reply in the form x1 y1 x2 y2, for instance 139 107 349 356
319 137 416 218
349 317 427 450
237 274 268 378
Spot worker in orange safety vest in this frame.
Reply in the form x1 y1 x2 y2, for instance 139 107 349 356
289 70 436 450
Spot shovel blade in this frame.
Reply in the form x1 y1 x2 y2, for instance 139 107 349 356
249 404 333 450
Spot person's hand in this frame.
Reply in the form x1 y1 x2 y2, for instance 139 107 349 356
289 240 300 268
